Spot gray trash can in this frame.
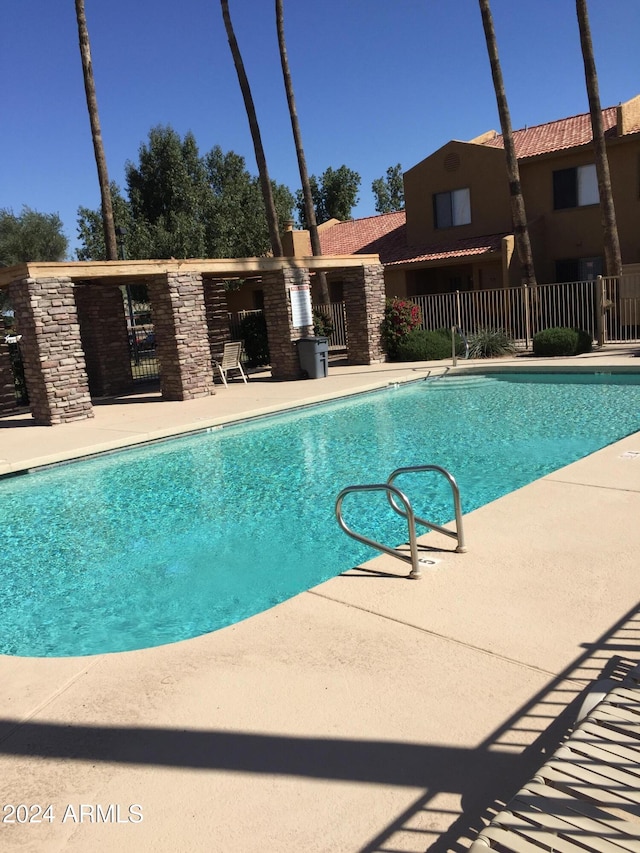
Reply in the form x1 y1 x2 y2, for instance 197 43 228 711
296 336 329 379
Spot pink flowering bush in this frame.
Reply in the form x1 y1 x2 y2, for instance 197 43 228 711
381 297 423 359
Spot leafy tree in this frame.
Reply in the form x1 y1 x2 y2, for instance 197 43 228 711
0 206 69 311
74 0 117 259
276 0 329 304
126 126 210 258
576 0 621 277
0 207 68 265
478 0 537 287
75 128 294 261
296 165 361 227
372 164 405 213
220 0 283 256
76 183 136 261
205 145 294 258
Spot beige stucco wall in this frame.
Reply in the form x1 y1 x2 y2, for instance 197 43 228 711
519 132 640 279
404 140 512 246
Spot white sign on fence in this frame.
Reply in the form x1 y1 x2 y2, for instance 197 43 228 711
290 284 313 328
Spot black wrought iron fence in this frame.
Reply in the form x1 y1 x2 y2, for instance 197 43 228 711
124 290 160 383
7 339 28 405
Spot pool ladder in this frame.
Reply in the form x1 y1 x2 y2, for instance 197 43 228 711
335 465 466 579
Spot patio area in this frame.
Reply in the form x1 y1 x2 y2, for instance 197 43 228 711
1 348 640 852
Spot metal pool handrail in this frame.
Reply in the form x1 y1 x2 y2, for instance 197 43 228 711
451 325 470 366
387 465 466 553
336 483 424 579
335 464 466 580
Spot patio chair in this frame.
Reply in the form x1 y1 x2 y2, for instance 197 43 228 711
214 341 248 387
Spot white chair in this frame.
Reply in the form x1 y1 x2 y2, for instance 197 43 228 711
214 341 248 387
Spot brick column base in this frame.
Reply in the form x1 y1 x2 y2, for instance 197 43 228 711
262 267 313 380
203 279 230 366
9 277 94 425
148 271 215 400
75 283 133 397
343 263 386 364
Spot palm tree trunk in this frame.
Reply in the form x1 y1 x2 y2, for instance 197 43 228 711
74 0 117 261
220 0 283 257
275 0 329 304
576 0 622 277
478 0 536 287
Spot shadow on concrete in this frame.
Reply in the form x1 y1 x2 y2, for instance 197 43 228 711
0 722 517 793
364 598 640 853
1 603 639 852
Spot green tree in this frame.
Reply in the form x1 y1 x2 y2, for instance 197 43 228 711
1 206 69 311
276 0 329 304
220 0 283 256
126 126 210 259
478 0 537 287
296 165 361 227
75 129 294 261
0 207 68 265
205 145 294 258
76 183 136 260
576 0 622 277
372 164 405 213
74 0 117 260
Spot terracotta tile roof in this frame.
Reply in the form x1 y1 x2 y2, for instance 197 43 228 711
481 106 619 159
319 212 504 266
384 232 506 266
318 210 406 259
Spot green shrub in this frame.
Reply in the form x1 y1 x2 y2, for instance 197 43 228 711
312 308 334 338
467 327 517 359
381 298 422 359
239 312 270 366
532 327 593 357
396 328 463 361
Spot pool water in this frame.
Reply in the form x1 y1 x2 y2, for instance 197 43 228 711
2 371 640 657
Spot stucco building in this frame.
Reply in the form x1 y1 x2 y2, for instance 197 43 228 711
285 94 640 300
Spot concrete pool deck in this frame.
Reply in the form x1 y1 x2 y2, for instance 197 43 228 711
1 346 640 852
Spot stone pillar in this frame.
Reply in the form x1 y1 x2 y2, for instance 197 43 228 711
262 267 314 380
203 278 230 363
9 277 94 424
0 339 16 416
148 271 215 400
343 263 386 365
75 283 133 397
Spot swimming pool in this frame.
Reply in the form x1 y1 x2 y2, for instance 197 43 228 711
2 371 640 658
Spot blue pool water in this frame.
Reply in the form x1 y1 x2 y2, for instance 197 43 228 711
2 371 640 658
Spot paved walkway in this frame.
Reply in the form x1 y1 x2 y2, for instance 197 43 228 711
1 348 640 852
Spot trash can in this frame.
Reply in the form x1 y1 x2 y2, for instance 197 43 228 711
296 336 329 379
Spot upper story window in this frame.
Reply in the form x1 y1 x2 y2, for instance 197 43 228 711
433 187 471 228
553 164 599 209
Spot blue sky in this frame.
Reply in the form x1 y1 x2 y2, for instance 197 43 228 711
2 0 639 256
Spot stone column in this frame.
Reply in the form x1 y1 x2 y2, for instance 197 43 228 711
75 283 133 397
9 277 94 424
147 271 215 400
203 278 230 364
342 263 386 365
0 339 16 416
262 267 314 380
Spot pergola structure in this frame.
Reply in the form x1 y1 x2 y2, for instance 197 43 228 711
0 255 386 425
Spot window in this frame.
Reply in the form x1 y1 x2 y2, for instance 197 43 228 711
433 187 471 228
553 164 599 209
555 256 603 282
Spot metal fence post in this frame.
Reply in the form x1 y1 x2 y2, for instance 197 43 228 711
523 284 531 350
595 275 605 347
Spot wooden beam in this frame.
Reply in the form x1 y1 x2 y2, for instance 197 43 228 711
0 255 381 288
